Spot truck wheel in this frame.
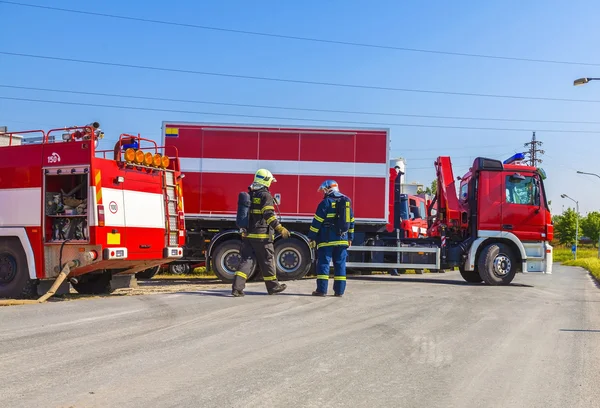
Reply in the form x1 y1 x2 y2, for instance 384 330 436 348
212 240 256 283
477 243 517 285
459 265 483 283
274 239 311 281
0 238 36 299
169 263 190 275
135 266 161 280
72 272 114 295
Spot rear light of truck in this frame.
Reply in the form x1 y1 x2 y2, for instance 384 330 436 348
178 211 185 230
98 205 105 227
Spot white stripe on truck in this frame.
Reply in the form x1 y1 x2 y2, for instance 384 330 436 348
179 158 387 178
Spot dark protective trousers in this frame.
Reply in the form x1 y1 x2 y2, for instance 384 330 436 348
232 239 280 292
316 245 347 295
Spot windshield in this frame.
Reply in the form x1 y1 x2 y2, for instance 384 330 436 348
400 195 410 220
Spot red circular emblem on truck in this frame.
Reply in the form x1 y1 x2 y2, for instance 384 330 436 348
109 201 118 214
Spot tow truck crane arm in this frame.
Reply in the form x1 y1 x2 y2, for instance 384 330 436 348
427 156 462 237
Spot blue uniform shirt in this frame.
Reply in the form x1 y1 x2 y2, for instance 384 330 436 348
307 193 355 248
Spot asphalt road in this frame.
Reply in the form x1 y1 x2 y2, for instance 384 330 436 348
2 265 600 408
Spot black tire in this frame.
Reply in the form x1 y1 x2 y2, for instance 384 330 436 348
72 272 114 295
135 266 161 280
0 238 36 299
211 240 256 283
169 262 190 275
477 243 517 285
274 239 312 281
459 265 483 283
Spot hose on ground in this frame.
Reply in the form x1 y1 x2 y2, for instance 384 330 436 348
0 261 76 306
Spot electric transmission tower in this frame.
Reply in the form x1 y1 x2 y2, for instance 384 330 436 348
524 132 544 166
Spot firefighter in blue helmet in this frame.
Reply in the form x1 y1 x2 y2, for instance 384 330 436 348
307 180 355 297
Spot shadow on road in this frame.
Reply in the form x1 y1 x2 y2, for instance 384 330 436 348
348 275 534 288
177 290 316 297
139 278 224 287
559 329 600 333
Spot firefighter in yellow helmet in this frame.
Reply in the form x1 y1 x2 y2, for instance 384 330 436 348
232 169 291 297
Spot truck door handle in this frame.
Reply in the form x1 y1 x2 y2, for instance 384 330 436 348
503 224 513 230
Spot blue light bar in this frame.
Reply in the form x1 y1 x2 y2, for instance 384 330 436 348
504 152 526 165
122 141 139 150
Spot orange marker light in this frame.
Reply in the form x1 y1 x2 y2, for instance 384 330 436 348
124 148 136 162
134 150 145 164
153 153 162 167
144 152 153 166
161 155 170 169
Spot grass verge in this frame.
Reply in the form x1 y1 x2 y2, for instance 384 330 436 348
553 247 598 263
564 257 600 281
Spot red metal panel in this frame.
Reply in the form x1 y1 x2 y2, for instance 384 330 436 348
0 145 43 188
124 227 166 257
199 173 250 214
202 130 258 160
353 177 387 219
268 174 300 215
181 172 201 215
165 127 202 158
356 131 387 163
299 132 355 163
258 132 300 161
42 140 92 167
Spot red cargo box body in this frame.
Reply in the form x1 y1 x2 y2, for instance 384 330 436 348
162 122 390 224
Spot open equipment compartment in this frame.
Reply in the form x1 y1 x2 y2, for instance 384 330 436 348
43 166 90 244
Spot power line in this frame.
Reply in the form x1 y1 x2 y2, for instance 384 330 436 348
5 95 600 134
3 51 600 104
1 0 599 68
4 84 600 125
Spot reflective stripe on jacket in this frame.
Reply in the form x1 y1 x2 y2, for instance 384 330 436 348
247 187 280 241
307 194 355 248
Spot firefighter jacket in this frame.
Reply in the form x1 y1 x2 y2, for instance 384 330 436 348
307 193 355 249
247 185 281 242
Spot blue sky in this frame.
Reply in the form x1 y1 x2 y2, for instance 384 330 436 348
1 0 599 215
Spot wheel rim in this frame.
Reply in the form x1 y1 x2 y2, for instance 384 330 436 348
172 264 187 274
220 249 241 277
276 247 301 275
493 254 512 276
0 253 17 285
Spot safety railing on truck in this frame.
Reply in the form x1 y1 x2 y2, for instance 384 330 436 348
1 123 103 148
95 133 180 172
0 129 46 146
345 230 441 270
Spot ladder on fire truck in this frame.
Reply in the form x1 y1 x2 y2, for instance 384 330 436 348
163 170 181 247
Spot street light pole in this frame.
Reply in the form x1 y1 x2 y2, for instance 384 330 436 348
561 194 579 260
576 171 600 259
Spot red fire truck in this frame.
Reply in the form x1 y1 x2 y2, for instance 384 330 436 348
163 122 553 285
0 123 185 299
398 194 429 239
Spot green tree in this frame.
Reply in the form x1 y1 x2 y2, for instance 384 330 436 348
421 179 438 195
553 208 580 245
581 211 600 245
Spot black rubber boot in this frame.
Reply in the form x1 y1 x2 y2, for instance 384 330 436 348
312 291 326 297
268 283 287 295
232 289 245 297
